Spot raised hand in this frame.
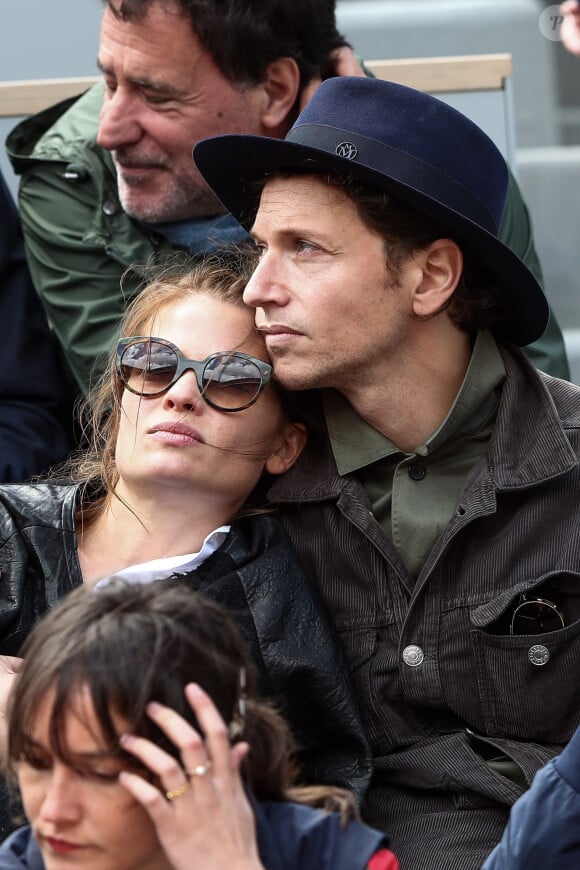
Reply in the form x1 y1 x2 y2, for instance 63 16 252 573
118 682 265 870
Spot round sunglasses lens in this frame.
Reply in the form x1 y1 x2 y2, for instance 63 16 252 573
202 354 263 409
121 341 178 395
511 599 565 635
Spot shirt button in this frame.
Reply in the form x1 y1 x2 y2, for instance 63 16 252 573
402 645 425 667
408 462 426 481
102 200 118 216
528 644 550 666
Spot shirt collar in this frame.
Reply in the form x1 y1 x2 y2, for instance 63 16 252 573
325 330 506 475
93 525 231 590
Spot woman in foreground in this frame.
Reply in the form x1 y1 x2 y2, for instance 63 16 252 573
1 581 396 870
0 257 370 836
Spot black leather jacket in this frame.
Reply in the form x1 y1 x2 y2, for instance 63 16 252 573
0 483 372 838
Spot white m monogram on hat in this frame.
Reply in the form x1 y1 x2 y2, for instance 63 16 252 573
335 142 358 159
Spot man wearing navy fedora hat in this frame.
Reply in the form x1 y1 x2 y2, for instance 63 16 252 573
194 77 580 870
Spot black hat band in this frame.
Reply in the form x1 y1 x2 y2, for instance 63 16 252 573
287 124 498 235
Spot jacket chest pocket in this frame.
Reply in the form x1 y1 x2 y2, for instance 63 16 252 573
469 572 580 743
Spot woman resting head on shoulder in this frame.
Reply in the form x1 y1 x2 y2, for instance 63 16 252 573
76 254 307 582
0 255 372 837
2 580 397 870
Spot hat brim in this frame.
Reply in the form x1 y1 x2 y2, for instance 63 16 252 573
194 134 548 347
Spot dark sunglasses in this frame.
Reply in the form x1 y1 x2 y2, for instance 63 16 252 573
116 337 272 412
509 593 565 636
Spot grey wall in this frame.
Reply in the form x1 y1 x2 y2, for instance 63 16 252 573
0 0 103 198
0 0 102 79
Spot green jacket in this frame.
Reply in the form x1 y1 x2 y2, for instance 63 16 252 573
6 82 570 395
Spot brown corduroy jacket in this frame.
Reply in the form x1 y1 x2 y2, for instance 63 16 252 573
268 344 580 870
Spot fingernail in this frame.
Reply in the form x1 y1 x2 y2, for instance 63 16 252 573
185 682 203 697
147 701 163 714
120 733 135 747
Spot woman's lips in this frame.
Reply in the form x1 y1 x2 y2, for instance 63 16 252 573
44 836 85 854
148 422 205 446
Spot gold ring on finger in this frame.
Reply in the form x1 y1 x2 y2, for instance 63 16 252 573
165 782 190 801
185 760 212 778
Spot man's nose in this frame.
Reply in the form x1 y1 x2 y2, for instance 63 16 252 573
97 87 143 152
243 251 288 308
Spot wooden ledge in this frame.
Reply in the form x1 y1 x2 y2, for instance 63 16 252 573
366 54 512 93
0 76 98 117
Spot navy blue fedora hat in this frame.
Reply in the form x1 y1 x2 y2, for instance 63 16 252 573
193 76 548 346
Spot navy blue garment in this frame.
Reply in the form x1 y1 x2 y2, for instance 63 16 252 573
0 799 388 869
483 722 580 869
253 797 387 870
0 828 36 869
0 172 72 482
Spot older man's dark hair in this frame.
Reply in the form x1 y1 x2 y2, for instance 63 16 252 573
106 0 348 88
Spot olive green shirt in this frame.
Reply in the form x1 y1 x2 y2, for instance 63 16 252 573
324 331 506 579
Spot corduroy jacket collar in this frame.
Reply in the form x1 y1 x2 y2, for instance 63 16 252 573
268 345 579 506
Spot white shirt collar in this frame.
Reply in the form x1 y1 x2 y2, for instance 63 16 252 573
93 525 231 591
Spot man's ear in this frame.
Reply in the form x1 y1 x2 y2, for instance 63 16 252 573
260 58 301 134
265 422 307 475
411 239 463 318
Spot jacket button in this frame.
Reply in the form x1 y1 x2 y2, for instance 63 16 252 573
102 200 118 216
402 645 424 667
528 644 550 666
408 462 426 481
63 163 88 181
